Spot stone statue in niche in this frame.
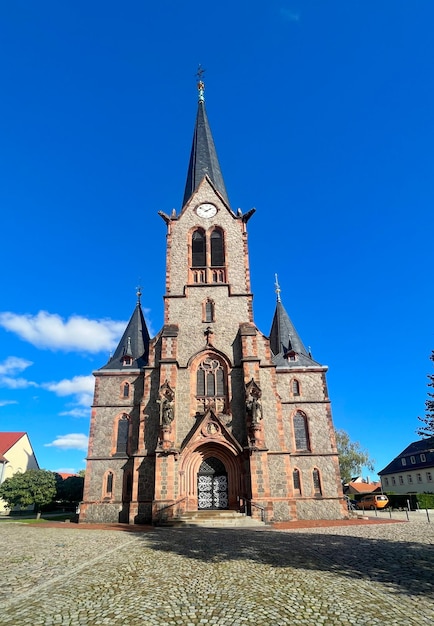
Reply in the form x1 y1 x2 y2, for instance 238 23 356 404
157 381 175 427
246 380 263 425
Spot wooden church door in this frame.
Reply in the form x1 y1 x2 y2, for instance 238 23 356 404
197 457 228 510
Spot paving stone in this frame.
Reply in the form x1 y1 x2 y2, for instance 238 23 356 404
0 517 433 625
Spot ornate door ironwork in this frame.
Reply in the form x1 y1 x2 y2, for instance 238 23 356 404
197 457 228 510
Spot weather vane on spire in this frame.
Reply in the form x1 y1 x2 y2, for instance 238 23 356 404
136 285 142 304
274 274 281 303
196 64 206 102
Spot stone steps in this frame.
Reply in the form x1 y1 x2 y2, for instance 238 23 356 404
159 509 265 528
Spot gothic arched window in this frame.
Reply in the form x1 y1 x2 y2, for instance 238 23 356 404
203 299 215 323
116 414 129 454
293 411 310 451
192 229 206 267
103 471 114 498
313 468 322 496
197 357 225 398
293 469 301 496
210 228 225 267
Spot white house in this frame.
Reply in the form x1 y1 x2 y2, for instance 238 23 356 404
0 432 39 513
378 437 434 495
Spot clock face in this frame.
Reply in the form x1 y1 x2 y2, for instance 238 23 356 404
196 203 217 218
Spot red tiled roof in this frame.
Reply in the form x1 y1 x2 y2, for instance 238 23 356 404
57 473 76 480
348 481 381 494
0 432 26 455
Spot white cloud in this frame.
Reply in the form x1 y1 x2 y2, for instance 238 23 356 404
59 407 90 418
0 400 18 407
43 375 94 408
0 356 37 389
0 311 127 353
0 356 33 375
45 433 89 451
0 377 38 389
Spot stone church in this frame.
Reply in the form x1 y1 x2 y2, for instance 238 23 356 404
80 79 345 525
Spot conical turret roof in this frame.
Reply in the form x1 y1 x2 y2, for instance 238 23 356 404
182 79 229 207
100 298 150 371
269 299 321 368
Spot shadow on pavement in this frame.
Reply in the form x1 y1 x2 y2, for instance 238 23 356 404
138 527 433 598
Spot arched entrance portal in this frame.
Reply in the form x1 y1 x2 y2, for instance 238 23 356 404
197 457 228 510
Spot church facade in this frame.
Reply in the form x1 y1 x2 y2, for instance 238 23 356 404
80 80 345 525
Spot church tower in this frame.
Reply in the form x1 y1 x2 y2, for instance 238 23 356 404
80 78 345 525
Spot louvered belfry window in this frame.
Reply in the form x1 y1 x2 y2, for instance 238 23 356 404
210 229 224 266
192 229 206 267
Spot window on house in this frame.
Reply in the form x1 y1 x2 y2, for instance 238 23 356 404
416 473 422 483
399 476 404 485
407 475 413 484
401 458 407 466
410 456 416 464
116 414 129 454
293 411 310 451
192 229 206 267
210 229 225 266
292 379 300 396
123 382 130 398
293 469 301 495
392 477 396 485
312 469 322 496
427 472 432 482
384 477 389 486
420 453 426 462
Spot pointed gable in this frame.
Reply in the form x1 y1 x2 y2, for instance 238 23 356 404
100 301 150 370
182 80 229 208
0 432 26 456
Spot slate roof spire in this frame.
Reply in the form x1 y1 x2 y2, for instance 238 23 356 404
182 72 229 207
100 290 150 370
269 277 320 368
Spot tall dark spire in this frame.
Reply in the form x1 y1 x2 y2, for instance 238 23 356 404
182 74 229 207
100 296 150 370
269 280 320 368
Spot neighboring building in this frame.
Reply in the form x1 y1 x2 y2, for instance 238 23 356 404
345 480 381 497
80 79 345 525
0 432 39 513
379 437 434 495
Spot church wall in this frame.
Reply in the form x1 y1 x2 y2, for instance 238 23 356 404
167 289 250 367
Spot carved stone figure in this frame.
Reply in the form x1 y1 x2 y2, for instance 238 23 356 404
245 379 263 426
157 381 175 427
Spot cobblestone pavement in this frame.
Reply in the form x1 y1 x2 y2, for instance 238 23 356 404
1 516 433 626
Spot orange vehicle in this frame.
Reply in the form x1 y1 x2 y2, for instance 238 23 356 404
356 494 389 510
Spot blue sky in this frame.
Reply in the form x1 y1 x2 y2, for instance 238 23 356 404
0 1 433 477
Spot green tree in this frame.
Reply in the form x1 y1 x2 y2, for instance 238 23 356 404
0 469 56 516
55 475 84 503
417 351 434 438
335 429 375 484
